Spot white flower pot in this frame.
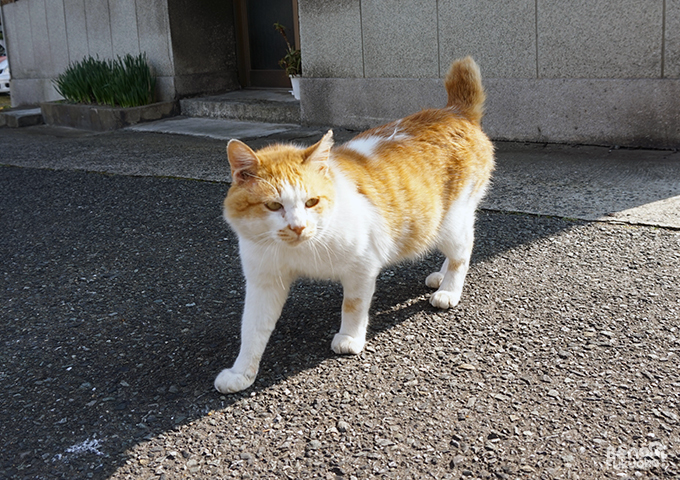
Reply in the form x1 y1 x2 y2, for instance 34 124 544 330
289 75 300 100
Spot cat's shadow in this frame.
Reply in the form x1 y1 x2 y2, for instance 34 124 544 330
233 210 580 392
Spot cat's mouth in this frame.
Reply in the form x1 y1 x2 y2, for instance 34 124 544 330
277 226 315 246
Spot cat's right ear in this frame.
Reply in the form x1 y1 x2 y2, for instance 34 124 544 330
227 139 259 185
303 129 334 175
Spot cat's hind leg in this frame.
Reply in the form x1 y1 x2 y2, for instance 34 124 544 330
429 205 476 309
332 270 378 355
425 258 448 288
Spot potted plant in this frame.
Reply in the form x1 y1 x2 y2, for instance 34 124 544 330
274 22 301 99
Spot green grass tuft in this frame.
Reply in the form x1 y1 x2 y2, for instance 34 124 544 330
53 53 156 108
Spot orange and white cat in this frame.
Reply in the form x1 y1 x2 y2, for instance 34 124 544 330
215 57 494 393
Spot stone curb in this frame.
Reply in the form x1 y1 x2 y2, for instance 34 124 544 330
40 101 179 131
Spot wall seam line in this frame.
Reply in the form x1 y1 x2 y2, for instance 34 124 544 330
61 0 70 65
83 1 90 57
106 0 113 60
42 0 53 78
360 0 365 78
535 0 539 79
436 0 440 78
661 0 666 78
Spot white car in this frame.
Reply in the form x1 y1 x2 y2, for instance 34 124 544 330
0 57 10 94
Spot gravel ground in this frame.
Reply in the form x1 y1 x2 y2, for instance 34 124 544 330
1 164 679 479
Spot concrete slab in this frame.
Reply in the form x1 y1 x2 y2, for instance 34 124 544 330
484 142 680 228
298 0 364 78
438 0 536 78
301 76 680 148
127 116 306 141
135 0 174 77
483 78 680 149
45 1 70 77
180 89 301 124
301 77 445 130
3 1 34 76
29 0 53 75
40 101 178 131
109 0 141 58
63 0 89 65
85 1 114 59
0 107 44 127
667 0 680 77
183 89 300 108
537 1 663 78
361 0 439 78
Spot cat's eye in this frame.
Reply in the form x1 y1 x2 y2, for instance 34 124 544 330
265 201 283 211
305 197 320 208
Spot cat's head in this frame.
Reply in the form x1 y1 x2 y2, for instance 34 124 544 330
224 130 335 247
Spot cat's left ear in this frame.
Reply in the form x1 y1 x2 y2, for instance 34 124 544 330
303 130 334 175
227 139 259 185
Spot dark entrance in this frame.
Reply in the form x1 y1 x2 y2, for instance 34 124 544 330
235 0 299 88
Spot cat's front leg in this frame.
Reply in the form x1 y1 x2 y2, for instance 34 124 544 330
332 272 377 355
214 279 290 393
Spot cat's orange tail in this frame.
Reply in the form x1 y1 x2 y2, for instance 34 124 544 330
444 57 486 124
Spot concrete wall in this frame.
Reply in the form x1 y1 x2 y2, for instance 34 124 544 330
299 0 680 148
1 0 238 107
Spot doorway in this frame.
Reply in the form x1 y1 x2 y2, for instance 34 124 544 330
235 0 299 88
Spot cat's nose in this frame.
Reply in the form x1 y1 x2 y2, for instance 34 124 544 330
289 225 305 236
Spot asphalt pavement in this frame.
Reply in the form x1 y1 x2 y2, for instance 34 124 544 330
1 119 679 479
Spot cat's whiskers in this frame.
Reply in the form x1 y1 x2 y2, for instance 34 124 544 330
272 243 287 291
250 233 276 251
308 238 325 274
309 231 338 277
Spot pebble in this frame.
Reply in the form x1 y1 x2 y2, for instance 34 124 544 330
337 420 350 432
307 440 322 450
458 363 476 371
375 438 394 447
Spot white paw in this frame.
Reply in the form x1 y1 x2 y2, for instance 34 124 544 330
331 333 365 355
425 272 444 289
430 290 461 309
214 368 255 394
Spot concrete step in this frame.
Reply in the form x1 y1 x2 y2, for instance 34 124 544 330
0 107 44 128
180 89 300 124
